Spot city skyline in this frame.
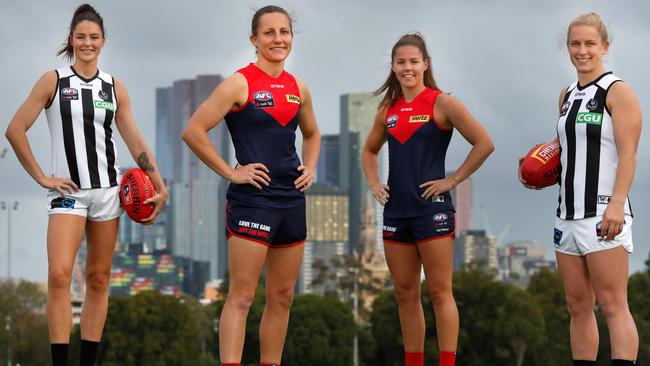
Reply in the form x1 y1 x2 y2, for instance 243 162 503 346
1 1 648 281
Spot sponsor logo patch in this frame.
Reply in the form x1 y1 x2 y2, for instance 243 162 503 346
553 228 562 246
383 225 397 233
94 100 115 111
61 87 79 101
432 195 445 203
597 195 611 204
253 91 274 108
123 184 132 205
576 112 602 125
98 90 109 100
575 92 586 97
586 98 598 111
50 197 76 209
596 221 604 241
285 94 301 104
409 115 430 123
270 84 285 88
237 220 271 239
560 101 570 116
386 114 398 129
434 213 448 222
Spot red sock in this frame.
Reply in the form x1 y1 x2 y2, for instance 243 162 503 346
406 352 424 366
221 364 240 366
260 363 280 366
440 351 456 366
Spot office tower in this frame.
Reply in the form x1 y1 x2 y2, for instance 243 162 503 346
453 230 498 272
316 134 340 187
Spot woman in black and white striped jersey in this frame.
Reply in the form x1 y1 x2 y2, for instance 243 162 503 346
5 4 167 366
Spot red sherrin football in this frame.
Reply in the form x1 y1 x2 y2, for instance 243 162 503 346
120 168 154 223
520 141 561 188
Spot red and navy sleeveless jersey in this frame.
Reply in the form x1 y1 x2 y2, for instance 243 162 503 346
384 88 454 218
224 63 304 208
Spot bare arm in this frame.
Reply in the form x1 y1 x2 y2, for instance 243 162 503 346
294 78 321 192
114 78 168 223
601 82 642 241
362 107 389 205
5 71 79 195
181 73 271 190
421 94 494 199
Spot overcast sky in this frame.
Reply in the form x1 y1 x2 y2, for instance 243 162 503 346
0 0 648 282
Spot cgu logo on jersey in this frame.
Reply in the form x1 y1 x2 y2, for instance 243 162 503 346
94 100 115 111
409 115 430 123
576 112 602 125
254 91 274 108
386 115 398 129
285 94 301 104
61 87 79 101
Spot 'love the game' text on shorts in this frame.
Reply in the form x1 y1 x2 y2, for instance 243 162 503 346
47 186 123 221
553 215 633 256
225 200 306 247
383 210 455 245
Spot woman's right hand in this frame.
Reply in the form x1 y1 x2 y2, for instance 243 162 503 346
38 177 79 196
229 163 271 190
369 181 390 206
518 157 541 190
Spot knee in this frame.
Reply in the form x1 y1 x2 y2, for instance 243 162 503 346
597 292 628 319
48 266 72 291
226 287 257 312
86 269 111 294
393 282 421 306
427 284 453 306
565 294 595 318
267 286 295 311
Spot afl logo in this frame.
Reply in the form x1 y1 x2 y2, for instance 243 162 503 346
433 213 448 222
98 90 109 100
560 101 570 116
254 90 274 108
586 98 598 111
61 87 79 101
386 114 398 129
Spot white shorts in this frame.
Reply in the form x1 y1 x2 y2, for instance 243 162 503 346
47 186 123 221
553 215 633 256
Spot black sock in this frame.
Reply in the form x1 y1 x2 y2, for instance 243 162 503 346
612 360 636 366
51 343 69 366
574 361 597 366
80 339 100 366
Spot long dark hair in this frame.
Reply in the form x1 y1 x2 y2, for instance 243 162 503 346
251 5 294 36
57 4 105 62
374 33 440 109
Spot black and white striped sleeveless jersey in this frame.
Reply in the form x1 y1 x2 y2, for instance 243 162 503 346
556 72 632 219
45 67 120 189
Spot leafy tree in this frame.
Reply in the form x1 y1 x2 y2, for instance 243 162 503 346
627 267 650 364
98 291 202 366
283 294 355 365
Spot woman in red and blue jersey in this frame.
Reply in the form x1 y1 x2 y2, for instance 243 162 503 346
182 6 320 366
362 33 493 366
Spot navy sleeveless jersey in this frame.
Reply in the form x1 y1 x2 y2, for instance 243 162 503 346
225 63 304 208
384 88 454 218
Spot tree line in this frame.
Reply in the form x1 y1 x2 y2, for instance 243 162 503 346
1 256 649 365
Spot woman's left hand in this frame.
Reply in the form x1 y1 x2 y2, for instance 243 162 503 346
420 177 456 200
600 200 625 241
141 188 169 225
294 165 314 192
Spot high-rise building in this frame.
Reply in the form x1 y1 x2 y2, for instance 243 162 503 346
453 230 498 272
316 134 340 187
299 184 350 294
447 173 472 235
498 241 556 285
340 93 380 254
155 75 231 280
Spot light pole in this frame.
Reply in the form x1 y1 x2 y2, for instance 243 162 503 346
1 201 19 280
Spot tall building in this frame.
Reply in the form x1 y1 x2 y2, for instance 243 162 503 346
453 230 498 272
155 75 231 280
299 184 349 294
340 93 380 254
447 173 472 235
498 241 556 285
316 134 340 187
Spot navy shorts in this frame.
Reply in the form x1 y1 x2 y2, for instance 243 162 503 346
383 210 455 245
225 200 306 247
